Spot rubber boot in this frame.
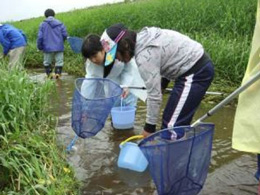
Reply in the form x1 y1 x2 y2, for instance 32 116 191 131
54 66 62 79
44 66 53 78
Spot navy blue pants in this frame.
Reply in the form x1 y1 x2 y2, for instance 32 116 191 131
161 62 214 129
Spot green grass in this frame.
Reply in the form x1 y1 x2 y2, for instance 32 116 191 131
9 0 256 87
0 0 256 192
0 64 79 194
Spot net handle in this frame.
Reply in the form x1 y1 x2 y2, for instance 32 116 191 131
120 135 144 146
191 70 260 127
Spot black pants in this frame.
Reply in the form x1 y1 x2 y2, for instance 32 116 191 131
161 61 214 129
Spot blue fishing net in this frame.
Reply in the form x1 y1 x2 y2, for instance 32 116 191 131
139 123 214 195
67 36 83 53
71 78 122 138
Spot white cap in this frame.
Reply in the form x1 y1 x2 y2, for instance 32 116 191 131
100 27 126 66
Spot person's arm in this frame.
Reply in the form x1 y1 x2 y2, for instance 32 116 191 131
120 59 134 87
119 59 136 98
85 60 103 78
37 24 44 51
2 38 11 56
19 29 27 43
122 58 147 102
61 24 68 41
0 28 11 55
81 60 104 99
136 47 162 134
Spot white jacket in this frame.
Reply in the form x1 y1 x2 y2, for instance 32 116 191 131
85 58 147 102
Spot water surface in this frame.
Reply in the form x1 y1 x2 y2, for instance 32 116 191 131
36 73 258 194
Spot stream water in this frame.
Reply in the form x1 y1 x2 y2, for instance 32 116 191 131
31 72 259 194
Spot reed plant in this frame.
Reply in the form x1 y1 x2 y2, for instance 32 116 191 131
0 64 79 194
0 0 255 192
10 0 256 86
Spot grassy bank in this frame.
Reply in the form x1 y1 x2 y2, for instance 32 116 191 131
0 63 79 194
0 1 255 193
9 0 256 87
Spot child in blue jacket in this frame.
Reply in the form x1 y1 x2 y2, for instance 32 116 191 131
0 24 27 69
37 9 68 78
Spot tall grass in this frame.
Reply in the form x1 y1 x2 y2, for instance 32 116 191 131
11 0 256 86
0 64 79 194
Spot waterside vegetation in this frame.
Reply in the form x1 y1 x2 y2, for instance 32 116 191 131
0 0 257 193
0 63 79 194
10 0 256 87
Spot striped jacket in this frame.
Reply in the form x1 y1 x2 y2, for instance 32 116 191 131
135 27 204 125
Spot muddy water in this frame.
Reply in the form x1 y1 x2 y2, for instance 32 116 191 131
40 73 258 194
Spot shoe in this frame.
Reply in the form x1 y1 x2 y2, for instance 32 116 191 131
46 73 53 79
55 66 62 74
44 66 52 75
49 73 56 79
55 74 61 79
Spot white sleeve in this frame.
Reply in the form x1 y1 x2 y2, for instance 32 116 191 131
121 58 147 102
85 59 103 78
136 48 162 125
106 60 124 84
120 59 134 87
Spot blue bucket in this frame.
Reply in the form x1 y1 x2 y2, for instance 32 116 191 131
117 135 148 172
111 106 136 129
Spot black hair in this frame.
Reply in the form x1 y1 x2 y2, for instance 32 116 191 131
81 34 114 77
81 34 103 59
117 30 137 59
106 23 127 39
44 9 55 17
105 23 136 60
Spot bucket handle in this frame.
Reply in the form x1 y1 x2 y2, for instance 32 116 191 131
120 97 126 108
120 135 144 146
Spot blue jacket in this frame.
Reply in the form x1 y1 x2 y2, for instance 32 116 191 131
37 17 68 52
0 24 27 55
